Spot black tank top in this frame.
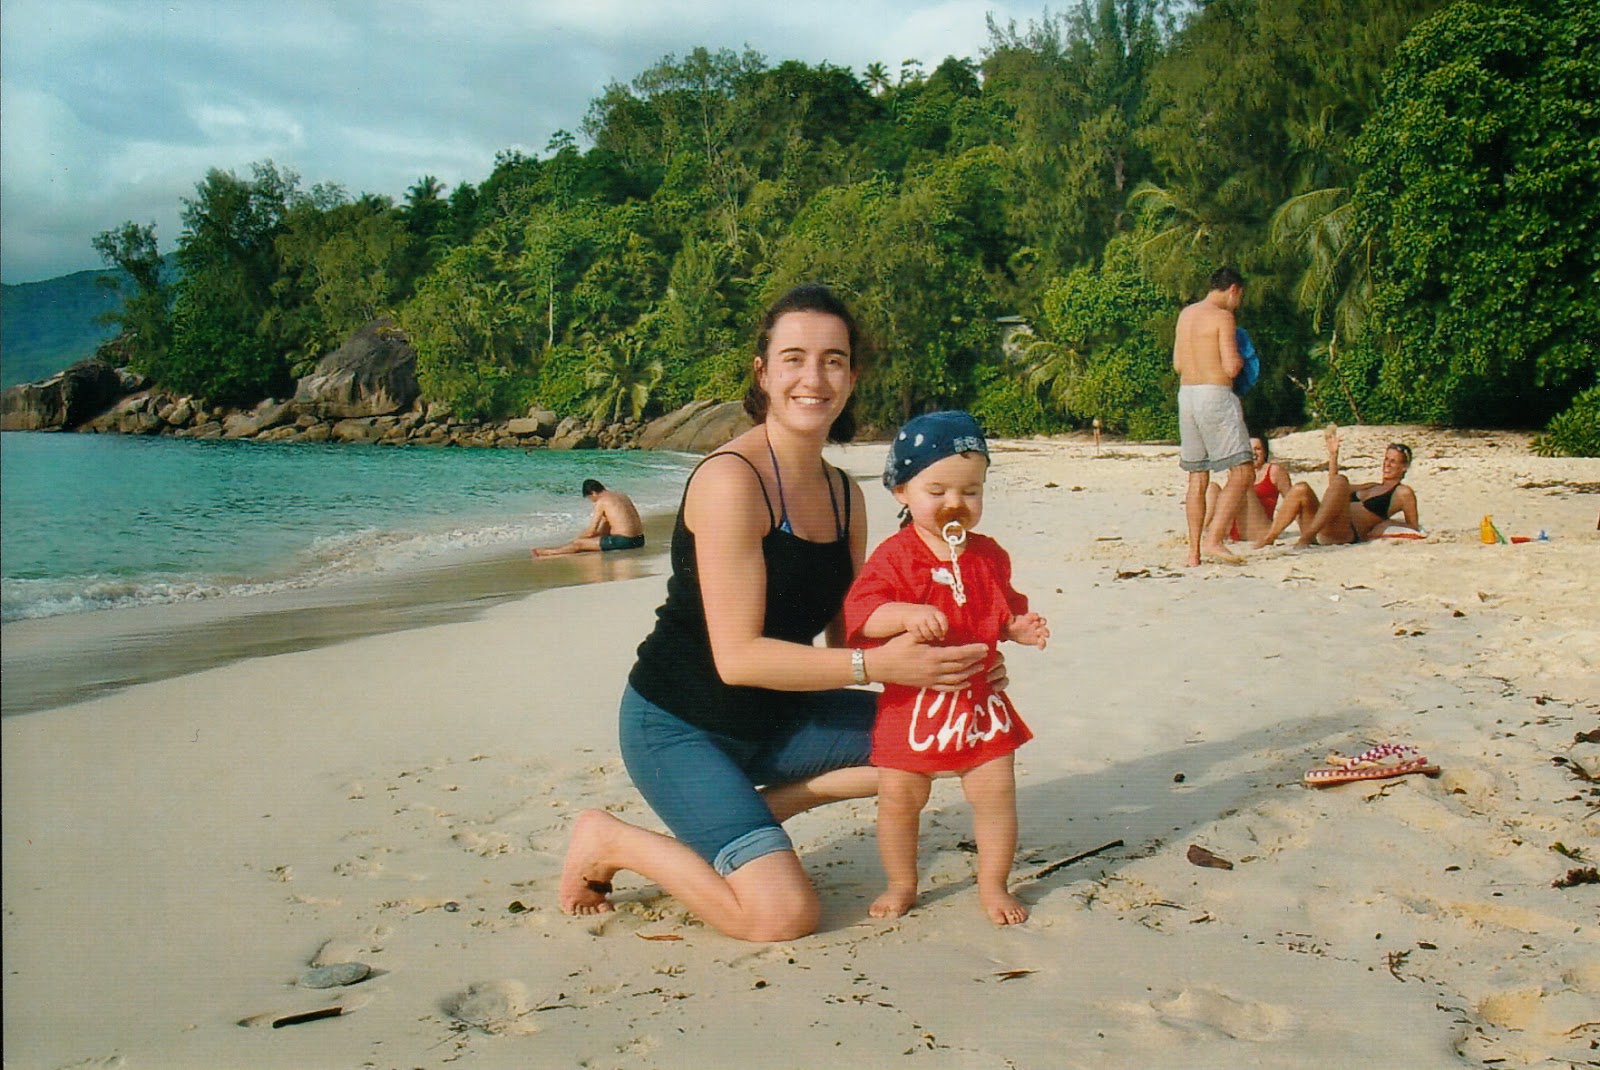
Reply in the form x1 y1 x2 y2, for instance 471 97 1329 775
628 452 854 741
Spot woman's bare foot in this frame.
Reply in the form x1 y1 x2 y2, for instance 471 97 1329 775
559 810 621 915
1200 543 1244 565
869 884 918 919
980 885 1029 925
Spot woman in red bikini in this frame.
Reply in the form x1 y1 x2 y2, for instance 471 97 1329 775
1204 436 1291 546
1254 427 1421 547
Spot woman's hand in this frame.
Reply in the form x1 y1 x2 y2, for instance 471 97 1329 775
986 649 1009 692
869 632 987 691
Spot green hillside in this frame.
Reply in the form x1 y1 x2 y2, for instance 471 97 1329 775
1 269 123 388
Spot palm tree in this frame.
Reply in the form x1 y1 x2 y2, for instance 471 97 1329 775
583 330 664 425
1127 181 1223 292
863 62 891 96
1022 336 1084 417
1269 187 1374 344
1270 185 1378 423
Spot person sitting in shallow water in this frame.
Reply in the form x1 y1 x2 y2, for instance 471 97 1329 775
532 479 644 558
1254 428 1421 547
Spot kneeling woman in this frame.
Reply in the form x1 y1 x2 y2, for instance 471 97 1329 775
559 284 991 942
1256 429 1420 547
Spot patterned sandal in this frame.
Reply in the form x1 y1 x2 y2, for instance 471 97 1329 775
1304 743 1441 787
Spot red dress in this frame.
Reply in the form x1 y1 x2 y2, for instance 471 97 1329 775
843 525 1034 774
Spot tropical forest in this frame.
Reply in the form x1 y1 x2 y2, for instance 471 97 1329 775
90 0 1599 453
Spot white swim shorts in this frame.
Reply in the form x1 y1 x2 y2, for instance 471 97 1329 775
1178 384 1252 473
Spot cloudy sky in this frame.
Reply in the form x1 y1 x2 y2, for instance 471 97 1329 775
1 0 1046 284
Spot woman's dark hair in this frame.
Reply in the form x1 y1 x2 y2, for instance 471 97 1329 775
581 479 605 497
744 283 863 443
1251 435 1270 460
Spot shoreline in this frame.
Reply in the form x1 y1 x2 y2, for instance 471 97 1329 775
3 428 1597 1069
0 510 678 717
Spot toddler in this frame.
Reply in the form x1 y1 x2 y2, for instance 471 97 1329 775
843 411 1048 924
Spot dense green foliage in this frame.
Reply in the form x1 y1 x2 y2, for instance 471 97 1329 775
1531 385 1599 458
1337 0 1600 430
80 0 1594 451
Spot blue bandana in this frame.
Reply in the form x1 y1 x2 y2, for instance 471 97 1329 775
883 410 989 490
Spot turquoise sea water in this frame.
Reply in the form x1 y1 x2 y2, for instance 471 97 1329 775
0 432 696 623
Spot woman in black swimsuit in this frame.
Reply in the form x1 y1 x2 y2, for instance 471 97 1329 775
1253 428 1420 547
558 285 993 941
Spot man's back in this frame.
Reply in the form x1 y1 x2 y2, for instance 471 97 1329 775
1173 293 1241 387
597 490 643 537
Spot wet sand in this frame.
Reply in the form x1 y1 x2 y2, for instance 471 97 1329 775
1 512 675 716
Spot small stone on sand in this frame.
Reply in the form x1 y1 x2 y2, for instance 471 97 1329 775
298 962 370 989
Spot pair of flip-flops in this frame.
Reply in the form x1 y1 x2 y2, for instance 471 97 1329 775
1304 743 1440 787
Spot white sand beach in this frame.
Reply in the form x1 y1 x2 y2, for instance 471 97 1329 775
4 427 1597 1069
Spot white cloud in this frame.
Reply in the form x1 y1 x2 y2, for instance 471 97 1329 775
0 0 1041 282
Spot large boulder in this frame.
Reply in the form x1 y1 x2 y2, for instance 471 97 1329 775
637 400 753 453
222 399 295 439
1 359 128 430
294 317 419 418
505 406 558 438
547 415 599 450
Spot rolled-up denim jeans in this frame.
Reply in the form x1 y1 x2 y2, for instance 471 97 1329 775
618 683 874 875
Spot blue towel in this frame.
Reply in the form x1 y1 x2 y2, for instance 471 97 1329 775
1234 327 1260 397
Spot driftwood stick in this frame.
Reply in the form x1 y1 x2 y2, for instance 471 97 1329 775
1026 839 1124 881
272 1007 343 1028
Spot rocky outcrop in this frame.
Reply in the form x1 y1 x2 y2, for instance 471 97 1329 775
4 329 756 453
638 400 753 453
294 316 419 418
1 359 127 430
223 399 295 439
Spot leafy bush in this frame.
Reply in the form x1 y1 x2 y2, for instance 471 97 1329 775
1532 385 1600 457
1353 0 1600 427
1031 236 1176 438
530 343 590 416
968 362 1055 437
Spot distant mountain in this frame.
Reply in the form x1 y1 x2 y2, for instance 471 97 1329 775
1 269 124 388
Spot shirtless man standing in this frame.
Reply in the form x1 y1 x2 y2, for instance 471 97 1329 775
532 479 645 558
1173 267 1253 566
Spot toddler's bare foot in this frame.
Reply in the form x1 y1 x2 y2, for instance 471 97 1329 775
980 885 1029 926
869 885 918 919
559 810 621 916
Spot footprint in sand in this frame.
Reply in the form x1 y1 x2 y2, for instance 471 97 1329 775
451 828 517 857
1150 986 1295 1042
442 980 541 1036
332 849 390 878
311 928 388 967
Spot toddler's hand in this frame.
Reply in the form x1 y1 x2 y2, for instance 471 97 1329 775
1007 612 1050 650
903 605 949 643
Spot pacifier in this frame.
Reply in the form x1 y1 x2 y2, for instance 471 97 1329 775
936 506 970 550
933 507 970 605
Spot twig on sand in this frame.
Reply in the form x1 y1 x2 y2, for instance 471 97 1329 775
1024 839 1124 882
